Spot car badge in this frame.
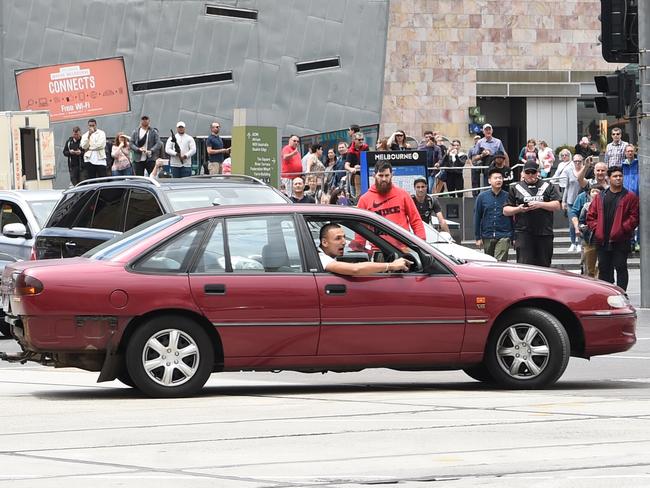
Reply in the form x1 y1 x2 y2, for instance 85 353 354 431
476 296 486 309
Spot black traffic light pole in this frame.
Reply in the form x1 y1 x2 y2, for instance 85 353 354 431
639 2 650 307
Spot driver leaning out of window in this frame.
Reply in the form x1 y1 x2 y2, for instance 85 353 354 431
318 223 411 276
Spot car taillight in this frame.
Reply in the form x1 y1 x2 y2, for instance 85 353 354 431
14 273 44 296
29 245 37 260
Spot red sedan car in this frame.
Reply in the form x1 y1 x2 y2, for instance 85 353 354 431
1 205 636 397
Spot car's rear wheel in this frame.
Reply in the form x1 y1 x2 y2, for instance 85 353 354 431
484 308 570 389
126 315 214 397
0 320 10 338
463 363 494 383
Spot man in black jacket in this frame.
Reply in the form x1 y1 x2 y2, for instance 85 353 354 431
62 126 84 185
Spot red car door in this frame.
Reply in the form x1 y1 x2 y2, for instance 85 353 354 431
189 216 320 359
315 273 466 355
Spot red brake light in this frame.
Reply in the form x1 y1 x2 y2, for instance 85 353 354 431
15 273 44 296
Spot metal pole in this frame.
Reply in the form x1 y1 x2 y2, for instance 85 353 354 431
639 0 650 306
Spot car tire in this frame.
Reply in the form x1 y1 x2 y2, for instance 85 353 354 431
117 368 135 388
0 321 10 338
484 308 570 389
463 363 495 383
126 315 214 398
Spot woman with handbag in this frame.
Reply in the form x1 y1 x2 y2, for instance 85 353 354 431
111 133 134 176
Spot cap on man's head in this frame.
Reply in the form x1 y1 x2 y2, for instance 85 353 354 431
176 121 186 128
482 123 493 130
493 150 506 159
523 160 539 172
413 176 428 187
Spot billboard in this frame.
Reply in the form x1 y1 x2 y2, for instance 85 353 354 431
15 57 130 122
360 150 428 194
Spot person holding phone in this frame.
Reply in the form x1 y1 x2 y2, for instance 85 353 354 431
503 160 561 267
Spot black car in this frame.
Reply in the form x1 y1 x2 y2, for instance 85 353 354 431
34 175 290 259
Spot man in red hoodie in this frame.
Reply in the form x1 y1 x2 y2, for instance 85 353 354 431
586 166 639 291
353 161 425 250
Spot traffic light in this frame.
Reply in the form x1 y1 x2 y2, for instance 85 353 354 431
594 71 635 117
599 0 638 63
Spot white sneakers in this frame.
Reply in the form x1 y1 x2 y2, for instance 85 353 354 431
568 244 581 253
575 244 582 253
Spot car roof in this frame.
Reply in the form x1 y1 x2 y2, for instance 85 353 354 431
176 204 372 220
64 175 272 193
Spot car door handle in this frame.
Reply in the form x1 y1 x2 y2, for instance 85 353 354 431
64 241 76 248
325 284 346 295
204 284 226 295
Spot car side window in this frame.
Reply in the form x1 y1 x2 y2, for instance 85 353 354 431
133 222 209 273
192 221 225 273
47 190 96 228
74 188 126 231
0 202 29 235
226 215 303 273
124 189 163 231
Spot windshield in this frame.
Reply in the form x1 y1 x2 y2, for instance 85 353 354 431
85 214 182 261
423 222 449 243
27 199 59 227
167 187 288 211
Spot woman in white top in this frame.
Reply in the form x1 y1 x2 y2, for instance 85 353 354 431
562 154 588 252
553 148 573 196
538 141 555 178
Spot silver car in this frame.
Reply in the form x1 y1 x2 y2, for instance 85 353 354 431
0 190 62 261
0 190 61 337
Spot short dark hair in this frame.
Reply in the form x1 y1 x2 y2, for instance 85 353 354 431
349 124 360 133
607 166 623 176
320 223 342 242
488 167 504 177
88 118 97 124
72 126 81 132
423 130 434 137
374 160 393 174
311 144 322 153
414 176 427 187
141 115 149 120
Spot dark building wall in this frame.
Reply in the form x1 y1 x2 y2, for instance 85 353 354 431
0 0 389 186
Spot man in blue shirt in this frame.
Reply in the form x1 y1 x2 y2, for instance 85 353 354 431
206 121 230 174
474 167 514 261
470 124 509 197
622 144 639 196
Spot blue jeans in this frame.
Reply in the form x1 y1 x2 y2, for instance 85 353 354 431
112 166 133 176
171 166 192 178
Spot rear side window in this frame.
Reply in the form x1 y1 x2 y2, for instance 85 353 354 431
46 190 96 228
124 189 163 231
75 188 126 231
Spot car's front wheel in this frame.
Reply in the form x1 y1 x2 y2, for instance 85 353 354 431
126 315 214 397
484 308 570 389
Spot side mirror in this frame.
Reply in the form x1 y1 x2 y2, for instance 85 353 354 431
3 223 27 238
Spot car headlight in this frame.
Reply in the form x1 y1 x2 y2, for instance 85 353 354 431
607 294 631 309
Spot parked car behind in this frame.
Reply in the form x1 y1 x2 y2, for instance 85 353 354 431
1 205 636 397
0 190 61 336
34 175 289 259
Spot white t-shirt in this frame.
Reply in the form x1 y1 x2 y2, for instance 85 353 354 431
318 248 335 270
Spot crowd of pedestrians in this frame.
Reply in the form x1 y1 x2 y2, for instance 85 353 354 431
63 117 232 184
63 117 641 290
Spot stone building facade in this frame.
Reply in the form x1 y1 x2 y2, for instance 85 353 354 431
380 0 625 154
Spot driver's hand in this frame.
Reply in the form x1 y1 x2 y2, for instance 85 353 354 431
390 257 412 272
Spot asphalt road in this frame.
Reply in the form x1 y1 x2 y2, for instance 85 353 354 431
0 275 649 487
